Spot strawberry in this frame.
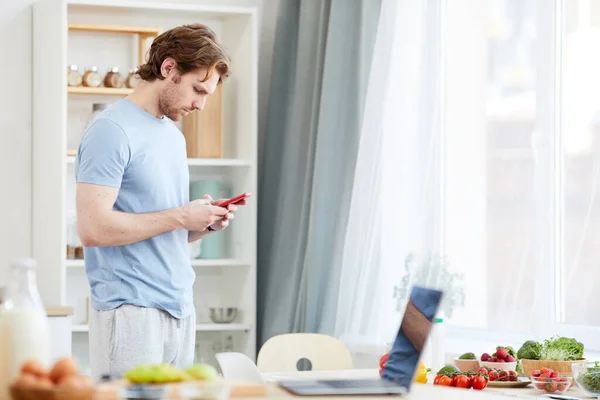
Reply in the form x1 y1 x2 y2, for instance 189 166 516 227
533 369 541 377
496 348 508 360
541 368 552 375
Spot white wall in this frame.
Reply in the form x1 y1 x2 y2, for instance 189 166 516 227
0 0 34 286
0 0 279 288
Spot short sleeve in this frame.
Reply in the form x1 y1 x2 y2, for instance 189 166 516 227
75 118 131 188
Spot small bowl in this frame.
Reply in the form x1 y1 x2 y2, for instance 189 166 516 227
479 360 518 372
531 376 572 395
453 358 479 372
210 307 238 324
572 361 600 397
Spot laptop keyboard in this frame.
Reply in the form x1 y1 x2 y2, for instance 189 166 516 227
323 379 399 389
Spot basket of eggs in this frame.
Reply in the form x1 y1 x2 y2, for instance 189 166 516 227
9 357 95 400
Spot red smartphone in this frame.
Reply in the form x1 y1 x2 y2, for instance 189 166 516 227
217 192 252 208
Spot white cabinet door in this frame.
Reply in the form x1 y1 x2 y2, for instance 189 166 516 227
48 316 72 363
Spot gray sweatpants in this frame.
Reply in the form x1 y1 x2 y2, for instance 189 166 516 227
89 304 196 381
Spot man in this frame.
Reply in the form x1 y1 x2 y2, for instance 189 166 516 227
74 24 242 379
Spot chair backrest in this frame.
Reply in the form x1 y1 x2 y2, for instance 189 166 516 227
214 352 264 383
256 333 354 372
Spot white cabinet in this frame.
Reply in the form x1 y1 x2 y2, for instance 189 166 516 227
32 0 258 372
46 306 74 364
48 315 73 363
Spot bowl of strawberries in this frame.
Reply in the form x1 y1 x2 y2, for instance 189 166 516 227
530 367 572 394
479 347 518 372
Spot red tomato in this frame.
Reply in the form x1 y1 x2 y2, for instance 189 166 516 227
488 370 499 381
508 370 518 382
379 353 389 370
454 375 470 389
451 375 459 387
472 375 488 390
477 368 488 375
498 370 509 382
433 375 442 385
438 376 453 387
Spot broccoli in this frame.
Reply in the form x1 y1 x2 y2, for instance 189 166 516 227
517 340 542 360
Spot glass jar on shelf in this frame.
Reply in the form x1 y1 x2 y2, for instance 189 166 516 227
104 67 123 88
66 210 83 260
125 68 140 89
82 66 102 88
67 65 82 87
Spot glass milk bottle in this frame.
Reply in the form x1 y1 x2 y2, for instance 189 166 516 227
0 259 51 400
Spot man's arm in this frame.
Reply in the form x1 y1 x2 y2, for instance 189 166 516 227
76 183 186 247
77 183 227 247
400 300 433 352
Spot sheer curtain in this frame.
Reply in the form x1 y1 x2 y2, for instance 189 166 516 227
327 0 444 349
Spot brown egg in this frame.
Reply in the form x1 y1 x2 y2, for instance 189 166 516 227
57 374 92 390
21 359 49 378
50 357 78 383
31 376 54 390
12 373 37 388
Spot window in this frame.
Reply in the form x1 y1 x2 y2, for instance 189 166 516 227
376 0 600 352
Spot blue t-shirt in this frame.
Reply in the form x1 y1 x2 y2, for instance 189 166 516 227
75 99 194 319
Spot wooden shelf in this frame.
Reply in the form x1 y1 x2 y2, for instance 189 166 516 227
72 323 251 333
68 22 161 36
67 86 133 96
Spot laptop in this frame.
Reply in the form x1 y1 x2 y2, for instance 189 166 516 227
278 285 443 396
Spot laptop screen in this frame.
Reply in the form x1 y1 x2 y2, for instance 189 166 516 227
381 285 443 390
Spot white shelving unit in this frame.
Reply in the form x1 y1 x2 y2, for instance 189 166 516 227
32 0 258 371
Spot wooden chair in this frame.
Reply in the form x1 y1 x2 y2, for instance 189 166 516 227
256 333 354 372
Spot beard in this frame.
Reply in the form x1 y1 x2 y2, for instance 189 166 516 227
158 86 182 121
158 75 186 121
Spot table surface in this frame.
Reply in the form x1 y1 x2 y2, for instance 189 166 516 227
93 369 594 399
260 369 593 399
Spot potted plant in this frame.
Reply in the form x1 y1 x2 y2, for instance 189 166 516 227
393 253 466 319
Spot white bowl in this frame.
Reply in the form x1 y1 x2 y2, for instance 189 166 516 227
479 360 518 372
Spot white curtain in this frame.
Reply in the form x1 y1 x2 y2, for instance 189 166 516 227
330 0 443 349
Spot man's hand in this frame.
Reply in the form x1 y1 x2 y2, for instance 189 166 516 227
205 194 246 231
187 194 246 242
180 198 230 232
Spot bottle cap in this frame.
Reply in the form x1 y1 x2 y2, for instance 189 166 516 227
434 318 443 323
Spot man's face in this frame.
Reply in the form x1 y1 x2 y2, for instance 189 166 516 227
158 67 220 122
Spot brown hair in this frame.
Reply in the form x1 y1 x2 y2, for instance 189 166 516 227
137 23 231 83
